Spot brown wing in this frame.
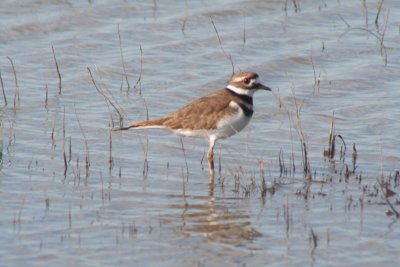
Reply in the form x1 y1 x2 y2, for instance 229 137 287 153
162 89 237 130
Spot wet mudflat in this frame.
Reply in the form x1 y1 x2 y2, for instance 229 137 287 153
1 0 399 266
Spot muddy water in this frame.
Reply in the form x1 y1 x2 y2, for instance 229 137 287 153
1 0 400 266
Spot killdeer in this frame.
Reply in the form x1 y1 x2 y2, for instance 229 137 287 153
114 72 271 180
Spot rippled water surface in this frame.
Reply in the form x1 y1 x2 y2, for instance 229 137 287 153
1 0 400 266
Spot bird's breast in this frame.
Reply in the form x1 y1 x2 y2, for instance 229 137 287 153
215 101 253 139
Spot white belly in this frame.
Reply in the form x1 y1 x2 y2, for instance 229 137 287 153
214 101 251 139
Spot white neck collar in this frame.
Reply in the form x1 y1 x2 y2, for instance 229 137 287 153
227 84 255 96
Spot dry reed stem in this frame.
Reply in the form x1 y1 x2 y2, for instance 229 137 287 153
310 55 320 92
0 72 7 106
287 122 296 174
92 65 129 125
44 85 48 110
109 129 113 171
324 113 348 161
375 0 384 27
130 45 150 121
278 84 307 176
73 100 90 177
7 56 20 109
108 114 113 172
336 134 346 158
134 44 143 94
311 55 317 87
380 8 390 56
284 0 300 13
292 0 300 12
87 67 124 127
291 87 310 176
352 27 388 65
309 228 318 256
326 112 336 159
210 16 235 75
377 134 399 218
259 161 267 200
51 115 56 150
68 136 72 163
181 0 188 35
74 157 81 186
338 14 350 28
51 45 62 94
284 194 290 235
352 143 357 171
339 15 388 65
279 148 284 177
139 136 149 178
63 106 68 178
118 24 131 92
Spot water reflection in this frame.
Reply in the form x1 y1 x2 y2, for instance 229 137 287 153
175 183 261 246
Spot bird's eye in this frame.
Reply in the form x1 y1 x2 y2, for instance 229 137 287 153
244 78 250 85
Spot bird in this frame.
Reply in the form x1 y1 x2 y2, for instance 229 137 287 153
114 72 271 181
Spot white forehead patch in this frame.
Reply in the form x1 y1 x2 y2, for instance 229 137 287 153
248 78 257 86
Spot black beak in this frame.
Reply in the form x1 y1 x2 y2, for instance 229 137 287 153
256 83 272 91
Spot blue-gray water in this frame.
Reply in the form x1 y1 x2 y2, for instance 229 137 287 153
1 0 399 266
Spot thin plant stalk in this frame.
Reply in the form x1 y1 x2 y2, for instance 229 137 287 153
118 24 131 92
51 45 62 94
0 72 7 106
7 56 20 108
73 101 90 177
210 17 235 75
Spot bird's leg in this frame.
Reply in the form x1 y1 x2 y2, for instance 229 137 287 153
207 138 216 182
207 147 214 179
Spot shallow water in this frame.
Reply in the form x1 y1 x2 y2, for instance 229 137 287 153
1 0 400 266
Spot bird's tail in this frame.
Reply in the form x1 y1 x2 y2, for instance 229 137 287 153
112 117 169 131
